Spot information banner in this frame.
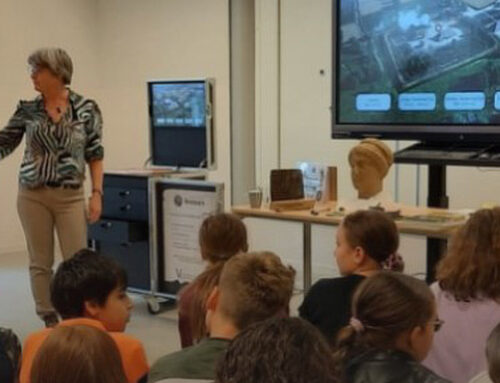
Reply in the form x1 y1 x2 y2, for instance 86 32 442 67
162 188 221 283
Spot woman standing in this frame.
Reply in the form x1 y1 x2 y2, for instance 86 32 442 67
0 48 103 327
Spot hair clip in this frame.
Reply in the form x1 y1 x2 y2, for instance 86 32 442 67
349 317 365 333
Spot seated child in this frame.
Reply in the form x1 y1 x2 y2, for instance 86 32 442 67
31 325 128 383
215 317 338 383
485 323 500 383
19 249 149 383
178 213 248 348
0 328 21 383
423 208 500 383
299 209 399 343
469 322 500 383
149 251 296 382
334 271 449 383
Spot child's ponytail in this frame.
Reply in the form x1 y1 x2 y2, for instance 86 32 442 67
333 272 434 375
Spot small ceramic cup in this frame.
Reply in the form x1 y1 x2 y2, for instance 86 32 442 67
248 188 263 208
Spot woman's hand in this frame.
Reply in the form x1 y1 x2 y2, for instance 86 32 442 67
87 192 102 223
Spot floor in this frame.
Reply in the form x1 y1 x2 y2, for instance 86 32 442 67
0 250 302 365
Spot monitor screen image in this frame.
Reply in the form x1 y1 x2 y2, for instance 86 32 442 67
151 82 206 128
333 0 500 140
148 80 212 168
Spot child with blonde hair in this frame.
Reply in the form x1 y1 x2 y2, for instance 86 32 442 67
151 251 296 382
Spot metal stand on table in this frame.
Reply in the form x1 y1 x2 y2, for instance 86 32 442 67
303 223 312 291
426 165 448 283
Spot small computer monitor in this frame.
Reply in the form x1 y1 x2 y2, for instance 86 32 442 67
148 79 214 168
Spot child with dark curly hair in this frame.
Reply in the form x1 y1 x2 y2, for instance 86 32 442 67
216 317 338 383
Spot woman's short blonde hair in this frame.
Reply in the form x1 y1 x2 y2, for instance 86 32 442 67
28 47 73 85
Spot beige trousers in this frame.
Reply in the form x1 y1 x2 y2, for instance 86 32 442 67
17 186 87 318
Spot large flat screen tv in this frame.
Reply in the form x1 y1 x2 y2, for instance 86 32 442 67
148 79 215 168
332 0 500 142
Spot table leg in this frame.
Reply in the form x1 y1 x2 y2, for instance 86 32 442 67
303 222 312 292
426 238 447 284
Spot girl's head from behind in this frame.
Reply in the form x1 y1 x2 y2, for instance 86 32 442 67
216 317 338 383
487 322 500 383
31 325 127 383
336 210 399 275
336 272 437 365
199 213 248 263
437 207 500 301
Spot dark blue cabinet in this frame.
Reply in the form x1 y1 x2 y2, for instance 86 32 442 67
88 173 151 291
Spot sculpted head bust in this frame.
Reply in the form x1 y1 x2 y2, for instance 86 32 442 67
348 139 393 199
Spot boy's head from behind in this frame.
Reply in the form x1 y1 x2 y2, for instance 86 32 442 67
207 252 295 333
51 249 132 332
199 213 248 263
336 209 399 275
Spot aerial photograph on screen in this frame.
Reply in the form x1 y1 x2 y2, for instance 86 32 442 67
152 83 205 128
337 0 500 124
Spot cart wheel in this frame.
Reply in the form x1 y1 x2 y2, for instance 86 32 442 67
146 297 161 315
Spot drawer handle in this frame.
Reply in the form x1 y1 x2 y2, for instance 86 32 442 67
119 190 131 197
120 242 131 248
100 222 112 229
120 204 132 211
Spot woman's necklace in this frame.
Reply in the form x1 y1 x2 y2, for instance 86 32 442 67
45 92 68 123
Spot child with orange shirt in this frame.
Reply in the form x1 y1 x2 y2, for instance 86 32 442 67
19 249 149 383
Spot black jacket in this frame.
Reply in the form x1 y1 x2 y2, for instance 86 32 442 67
345 349 450 383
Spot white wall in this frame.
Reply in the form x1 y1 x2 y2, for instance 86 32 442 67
230 0 256 204
255 0 280 200
95 0 231 204
0 0 99 254
0 0 231 254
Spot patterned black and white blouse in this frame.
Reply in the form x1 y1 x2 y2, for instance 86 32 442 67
0 89 103 189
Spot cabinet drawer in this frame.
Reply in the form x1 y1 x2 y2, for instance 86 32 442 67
102 188 148 221
88 220 148 244
99 242 150 291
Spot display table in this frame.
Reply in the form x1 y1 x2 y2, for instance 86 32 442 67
232 202 467 291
